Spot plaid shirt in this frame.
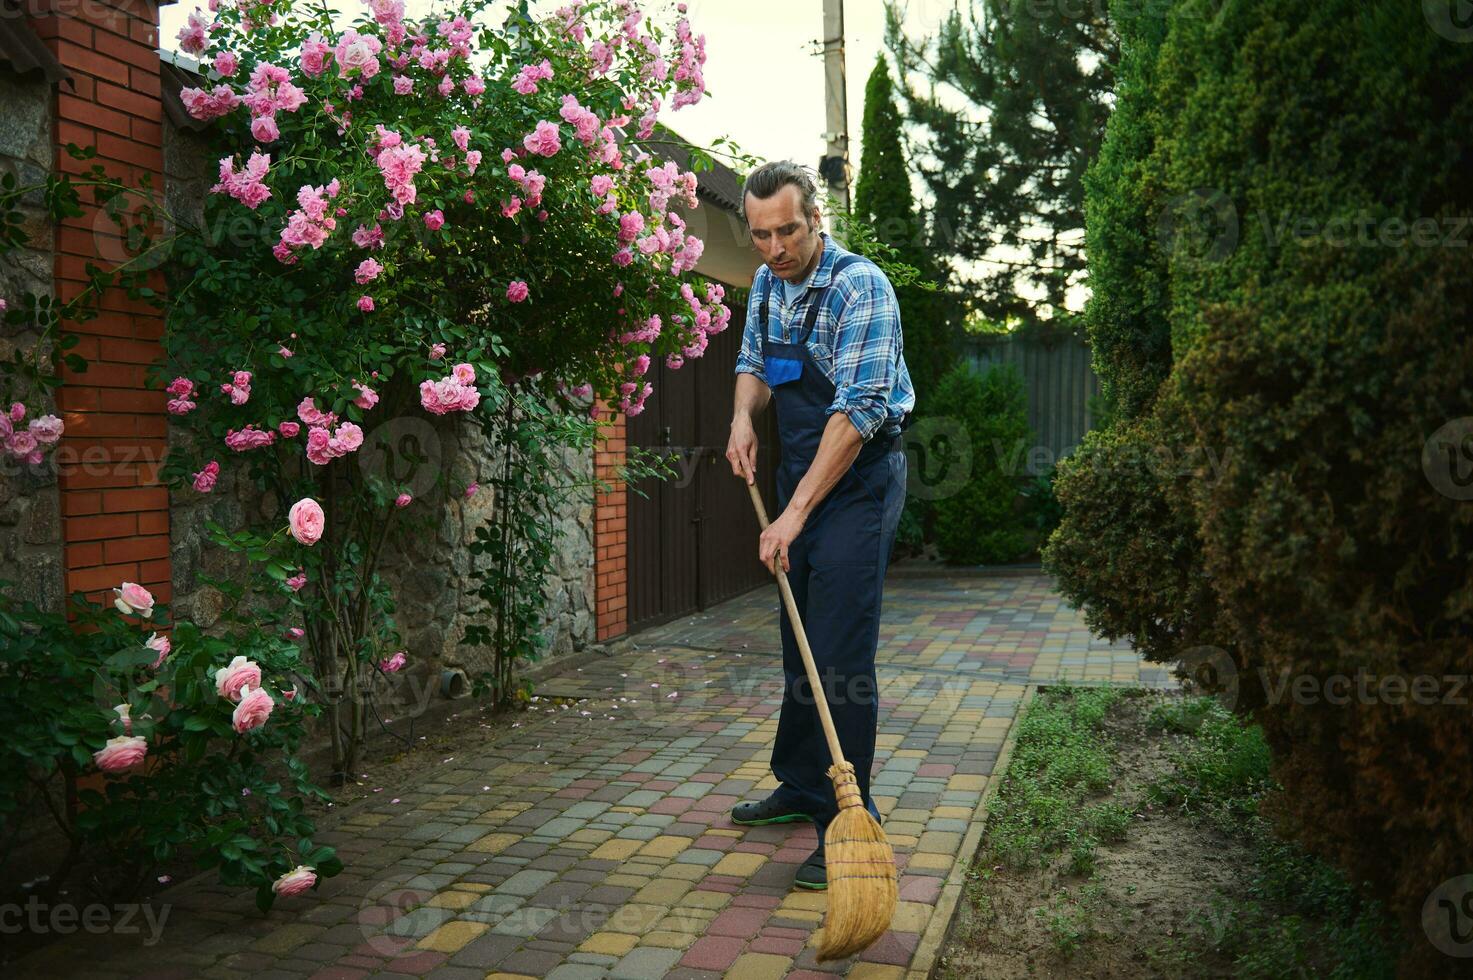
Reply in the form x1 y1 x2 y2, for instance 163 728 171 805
734 233 916 442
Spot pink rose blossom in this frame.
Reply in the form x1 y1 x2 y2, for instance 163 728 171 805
272 865 317 897
278 420 301 438
93 735 148 772
506 281 529 303
358 295 375 312
423 209 444 230
225 425 276 451
512 58 553 95
300 33 332 76
305 427 333 466
193 460 220 493
176 11 208 56
146 632 171 669
285 571 307 592
354 257 383 284
113 582 155 618
215 655 262 701
429 343 446 360
452 362 476 385
352 223 385 250
28 414 63 444
288 498 325 545
212 51 238 77
394 493 411 508
353 383 379 409
464 483 479 498
232 684 274 733
522 120 562 157
379 650 407 673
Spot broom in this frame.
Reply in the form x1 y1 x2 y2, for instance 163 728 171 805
746 480 897 961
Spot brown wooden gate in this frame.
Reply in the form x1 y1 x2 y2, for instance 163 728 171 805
627 298 779 633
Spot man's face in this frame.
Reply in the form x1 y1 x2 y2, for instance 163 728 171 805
745 184 822 282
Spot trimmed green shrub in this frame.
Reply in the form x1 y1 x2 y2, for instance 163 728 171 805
1051 0 1473 969
930 362 1032 564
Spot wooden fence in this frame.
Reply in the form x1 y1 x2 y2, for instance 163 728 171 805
963 331 1102 476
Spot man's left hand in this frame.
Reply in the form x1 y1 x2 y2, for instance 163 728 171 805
758 506 806 574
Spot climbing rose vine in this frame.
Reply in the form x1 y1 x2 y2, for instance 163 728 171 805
162 0 733 782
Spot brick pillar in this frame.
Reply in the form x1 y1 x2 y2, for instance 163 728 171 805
593 404 627 640
31 0 170 608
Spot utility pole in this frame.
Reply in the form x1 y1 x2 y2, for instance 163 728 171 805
819 0 850 217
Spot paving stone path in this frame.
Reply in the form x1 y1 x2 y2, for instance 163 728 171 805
15 572 1173 980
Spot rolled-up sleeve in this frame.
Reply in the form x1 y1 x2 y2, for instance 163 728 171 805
734 273 766 383
827 271 900 442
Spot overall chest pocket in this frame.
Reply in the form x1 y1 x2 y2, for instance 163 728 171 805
765 355 803 386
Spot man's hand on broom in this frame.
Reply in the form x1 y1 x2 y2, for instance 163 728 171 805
758 507 805 574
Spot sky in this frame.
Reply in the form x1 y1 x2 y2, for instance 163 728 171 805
156 0 957 195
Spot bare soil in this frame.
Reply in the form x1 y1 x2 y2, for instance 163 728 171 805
935 691 1252 979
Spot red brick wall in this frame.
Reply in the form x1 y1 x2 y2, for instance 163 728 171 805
31 0 170 608
593 404 627 640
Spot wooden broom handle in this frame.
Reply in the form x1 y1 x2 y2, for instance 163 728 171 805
747 480 849 769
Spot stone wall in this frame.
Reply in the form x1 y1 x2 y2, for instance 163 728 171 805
0 70 63 612
160 111 597 683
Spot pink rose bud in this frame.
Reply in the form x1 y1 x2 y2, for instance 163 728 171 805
429 343 447 360
394 493 412 508
464 483 479 498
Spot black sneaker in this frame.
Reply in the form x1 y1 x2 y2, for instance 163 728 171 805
730 795 811 826
794 843 827 890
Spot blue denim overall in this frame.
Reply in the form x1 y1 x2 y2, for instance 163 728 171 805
760 253 908 834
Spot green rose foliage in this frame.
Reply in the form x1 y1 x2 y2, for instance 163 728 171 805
0 582 337 910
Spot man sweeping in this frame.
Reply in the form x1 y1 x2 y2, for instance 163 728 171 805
725 160 915 891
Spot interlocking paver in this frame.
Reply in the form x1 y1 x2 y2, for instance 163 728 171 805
14 573 1169 978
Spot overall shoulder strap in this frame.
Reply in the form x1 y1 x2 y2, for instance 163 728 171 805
798 253 871 344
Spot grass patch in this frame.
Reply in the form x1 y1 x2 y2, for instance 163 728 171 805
984 685 1120 872
1144 697 1399 978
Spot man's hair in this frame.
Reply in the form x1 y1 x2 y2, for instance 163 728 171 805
740 160 820 225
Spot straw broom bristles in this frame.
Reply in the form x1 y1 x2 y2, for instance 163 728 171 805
745 482 898 961
816 761 898 960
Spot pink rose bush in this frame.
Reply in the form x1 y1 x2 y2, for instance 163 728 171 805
160 0 727 797
2 401 64 465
